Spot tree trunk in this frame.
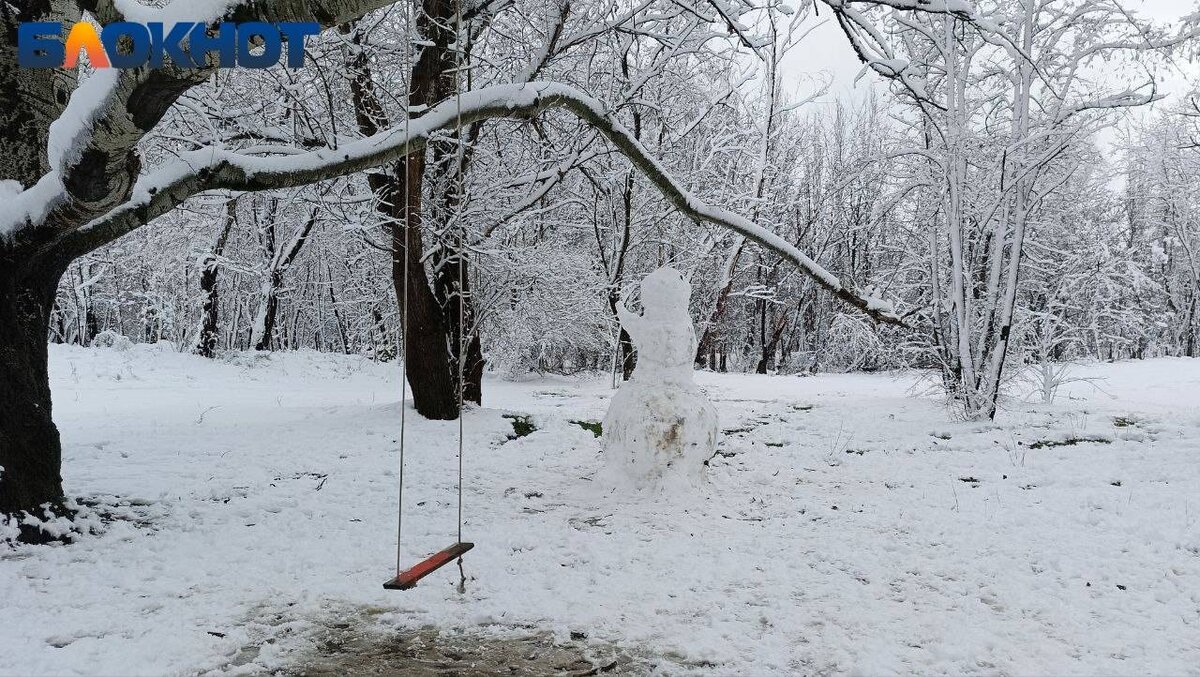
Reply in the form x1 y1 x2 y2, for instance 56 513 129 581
1186 291 1197 358
325 264 351 355
196 260 223 358
251 273 282 351
618 328 636 381
606 288 636 380
196 201 236 358
250 206 315 352
756 296 769 374
0 258 69 542
388 164 460 419
84 305 100 343
462 331 485 405
345 2 468 419
434 235 485 406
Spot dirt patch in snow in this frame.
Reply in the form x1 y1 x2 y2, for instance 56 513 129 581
287 625 646 676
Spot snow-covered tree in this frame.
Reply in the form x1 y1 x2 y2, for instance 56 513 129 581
1 0 925 540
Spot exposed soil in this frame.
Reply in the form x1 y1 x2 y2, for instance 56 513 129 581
286 625 647 676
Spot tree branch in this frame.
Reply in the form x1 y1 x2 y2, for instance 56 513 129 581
3 0 408 247
63 82 906 325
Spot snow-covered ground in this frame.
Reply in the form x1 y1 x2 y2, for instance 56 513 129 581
3 345 1199 675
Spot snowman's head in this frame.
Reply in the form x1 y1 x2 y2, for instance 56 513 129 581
640 266 690 315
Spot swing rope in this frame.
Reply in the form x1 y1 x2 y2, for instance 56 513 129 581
393 0 412 578
386 0 473 593
452 0 468 591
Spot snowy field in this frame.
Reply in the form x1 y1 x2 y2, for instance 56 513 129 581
3 344 1199 675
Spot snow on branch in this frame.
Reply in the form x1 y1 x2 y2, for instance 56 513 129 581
821 0 975 19
1055 85 1161 123
68 82 905 326
0 0 415 241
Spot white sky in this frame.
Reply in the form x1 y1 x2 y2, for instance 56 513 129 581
781 0 1200 105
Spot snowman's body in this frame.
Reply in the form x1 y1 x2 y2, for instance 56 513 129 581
602 267 718 489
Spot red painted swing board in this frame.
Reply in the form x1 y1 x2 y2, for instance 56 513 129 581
383 542 474 590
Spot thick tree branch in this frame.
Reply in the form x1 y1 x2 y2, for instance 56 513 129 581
63 82 906 325
2 0 407 248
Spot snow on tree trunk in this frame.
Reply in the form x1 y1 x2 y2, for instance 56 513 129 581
602 267 718 490
250 274 279 351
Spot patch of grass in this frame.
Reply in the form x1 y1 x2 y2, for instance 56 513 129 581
765 442 784 448
845 448 867 456
1113 416 1137 428
502 414 537 439
570 420 603 438
1028 436 1110 450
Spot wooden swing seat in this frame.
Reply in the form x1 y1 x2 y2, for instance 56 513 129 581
384 542 474 590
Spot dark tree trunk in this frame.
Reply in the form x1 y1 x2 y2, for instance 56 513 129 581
756 298 769 374
345 5 467 419
357 162 461 419
387 0 464 419
756 314 788 375
462 331 485 405
387 164 459 420
619 327 636 380
196 201 236 358
1186 291 1197 358
605 292 637 381
0 256 70 541
82 298 100 345
695 325 716 369
196 261 222 357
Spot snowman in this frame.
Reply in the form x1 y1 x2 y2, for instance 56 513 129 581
602 266 719 489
